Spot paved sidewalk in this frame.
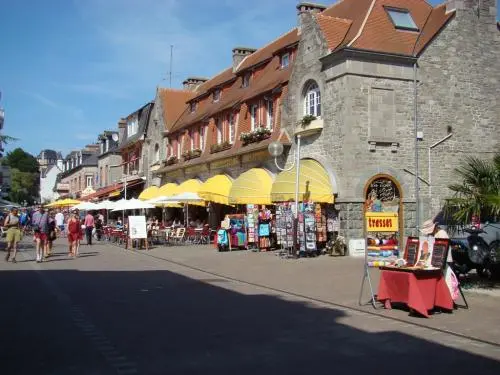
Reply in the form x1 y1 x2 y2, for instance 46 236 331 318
133 242 500 346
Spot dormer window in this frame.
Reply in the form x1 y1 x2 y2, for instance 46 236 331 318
281 52 290 68
213 89 221 102
189 101 197 113
127 118 138 137
385 7 419 31
242 73 250 88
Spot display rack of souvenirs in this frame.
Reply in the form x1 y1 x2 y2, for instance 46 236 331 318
315 203 327 243
366 233 399 266
298 203 317 253
246 204 259 247
217 214 247 251
258 207 272 251
276 203 294 249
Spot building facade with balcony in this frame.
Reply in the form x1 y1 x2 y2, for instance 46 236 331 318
154 31 298 185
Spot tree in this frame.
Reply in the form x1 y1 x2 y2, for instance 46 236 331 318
8 168 39 205
445 153 500 224
2 148 39 173
1 148 40 204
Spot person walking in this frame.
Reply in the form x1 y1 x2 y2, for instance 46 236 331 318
45 210 57 257
4 207 22 263
32 207 49 263
84 211 95 246
67 211 80 257
55 209 65 236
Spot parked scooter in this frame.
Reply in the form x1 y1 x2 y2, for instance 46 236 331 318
450 223 500 278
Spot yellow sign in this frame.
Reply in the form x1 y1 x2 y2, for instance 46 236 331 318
210 157 239 170
185 164 207 175
365 212 399 232
241 150 270 164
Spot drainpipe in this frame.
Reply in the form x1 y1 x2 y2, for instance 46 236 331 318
428 133 453 202
414 62 420 233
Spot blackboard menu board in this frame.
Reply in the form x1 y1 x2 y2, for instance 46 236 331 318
366 178 400 202
404 237 420 266
431 239 450 269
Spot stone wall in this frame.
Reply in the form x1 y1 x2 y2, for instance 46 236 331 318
416 1 500 217
97 153 122 188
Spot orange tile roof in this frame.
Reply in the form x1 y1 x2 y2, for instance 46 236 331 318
158 88 195 130
315 14 352 51
318 0 455 56
413 4 455 55
192 67 236 99
236 29 299 73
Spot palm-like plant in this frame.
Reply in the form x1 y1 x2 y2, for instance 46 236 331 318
445 153 500 224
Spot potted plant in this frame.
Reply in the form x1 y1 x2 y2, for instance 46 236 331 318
165 155 178 165
300 115 317 128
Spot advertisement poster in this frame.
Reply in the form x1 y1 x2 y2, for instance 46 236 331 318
128 216 147 239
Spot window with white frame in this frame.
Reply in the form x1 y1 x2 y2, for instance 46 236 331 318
189 129 194 150
250 104 258 131
166 138 171 157
177 135 181 157
281 52 290 68
127 119 138 137
216 118 223 143
304 81 321 117
266 99 274 129
229 113 236 143
86 175 93 188
213 89 221 102
154 143 160 162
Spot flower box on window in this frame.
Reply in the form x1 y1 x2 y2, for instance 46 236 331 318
165 156 178 166
210 141 232 154
294 115 323 137
182 148 202 160
240 127 272 146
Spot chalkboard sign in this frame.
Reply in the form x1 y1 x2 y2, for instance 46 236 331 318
431 239 450 269
404 237 420 266
366 178 400 202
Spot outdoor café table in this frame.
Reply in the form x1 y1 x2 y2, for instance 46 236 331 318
377 266 453 318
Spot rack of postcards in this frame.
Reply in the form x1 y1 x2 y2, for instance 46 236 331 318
246 204 259 249
276 203 294 249
298 203 317 254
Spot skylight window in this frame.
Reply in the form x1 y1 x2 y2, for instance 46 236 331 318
386 8 418 31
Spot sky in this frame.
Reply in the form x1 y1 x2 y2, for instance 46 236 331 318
0 0 496 157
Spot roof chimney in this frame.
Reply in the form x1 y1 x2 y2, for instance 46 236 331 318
118 118 127 144
182 77 209 91
296 2 327 34
232 47 256 72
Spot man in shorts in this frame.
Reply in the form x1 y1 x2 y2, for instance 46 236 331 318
55 209 65 235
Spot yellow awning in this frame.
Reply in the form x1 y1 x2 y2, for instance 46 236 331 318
158 183 179 197
45 198 81 207
198 175 232 205
271 159 334 203
177 179 205 206
177 179 202 194
138 185 160 200
229 168 274 205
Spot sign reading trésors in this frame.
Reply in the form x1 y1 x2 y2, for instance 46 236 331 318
365 212 399 232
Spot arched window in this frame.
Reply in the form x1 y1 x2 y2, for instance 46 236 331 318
303 81 321 117
154 143 160 162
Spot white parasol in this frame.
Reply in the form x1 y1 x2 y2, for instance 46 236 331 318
72 201 100 211
95 200 116 210
111 198 155 211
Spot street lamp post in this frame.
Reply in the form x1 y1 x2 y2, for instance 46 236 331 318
268 135 302 254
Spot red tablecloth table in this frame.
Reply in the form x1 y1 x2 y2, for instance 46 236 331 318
377 268 453 318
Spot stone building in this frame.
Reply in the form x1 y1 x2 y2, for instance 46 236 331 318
96 130 122 189
37 149 63 177
37 149 64 203
281 0 499 241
